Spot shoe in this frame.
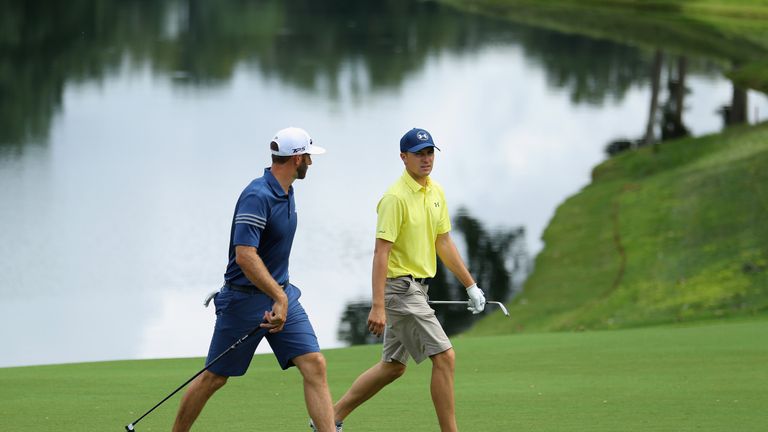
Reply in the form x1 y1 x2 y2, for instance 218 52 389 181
309 418 343 431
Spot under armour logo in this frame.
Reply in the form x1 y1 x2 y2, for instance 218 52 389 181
417 131 429 141
434 202 440 207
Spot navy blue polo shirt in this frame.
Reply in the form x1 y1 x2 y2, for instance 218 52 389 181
224 168 297 286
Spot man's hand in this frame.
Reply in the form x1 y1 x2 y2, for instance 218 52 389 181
466 284 486 314
367 304 387 337
260 297 288 333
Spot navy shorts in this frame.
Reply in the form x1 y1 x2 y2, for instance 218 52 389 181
205 283 320 376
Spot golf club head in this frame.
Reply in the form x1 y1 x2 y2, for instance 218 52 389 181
488 301 510 316
126 424 135 431
203 290 219 307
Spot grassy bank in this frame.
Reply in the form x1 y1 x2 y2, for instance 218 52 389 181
0 319 766 431
471 121 768 335
441 0 768 93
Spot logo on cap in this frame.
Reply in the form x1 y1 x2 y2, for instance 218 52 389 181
417 131 430 141
271 127 326 156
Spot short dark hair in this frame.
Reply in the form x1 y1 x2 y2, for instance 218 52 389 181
270 141 292 164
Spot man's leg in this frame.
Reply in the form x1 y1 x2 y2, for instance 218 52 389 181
334 360 406 422
430 348 457 432
293 352 336 432
172 370 228 432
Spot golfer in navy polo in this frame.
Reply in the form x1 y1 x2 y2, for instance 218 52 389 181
172 127 337 432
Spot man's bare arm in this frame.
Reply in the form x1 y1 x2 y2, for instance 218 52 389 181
435 233 475 287
235 245 288 333
368 238 393 336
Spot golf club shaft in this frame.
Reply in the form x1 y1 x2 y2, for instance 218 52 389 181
428 300 510 316
125 325 266 430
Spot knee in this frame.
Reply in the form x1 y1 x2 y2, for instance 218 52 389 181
383 361 407 381
199 370 228 392
297 352 328 380
432 348 455 371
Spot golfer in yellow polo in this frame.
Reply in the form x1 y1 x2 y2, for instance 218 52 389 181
324 127 486 432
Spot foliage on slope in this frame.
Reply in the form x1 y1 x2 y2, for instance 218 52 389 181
472 123 768 334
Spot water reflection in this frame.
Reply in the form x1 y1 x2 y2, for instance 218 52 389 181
1 0 767 367
2 0 508 148
2 0 742 150
606 53 753 155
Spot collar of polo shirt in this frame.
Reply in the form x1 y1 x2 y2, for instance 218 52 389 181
401 170 432 192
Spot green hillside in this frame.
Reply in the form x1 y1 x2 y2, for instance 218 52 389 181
1 320 766 431
471 123 768 335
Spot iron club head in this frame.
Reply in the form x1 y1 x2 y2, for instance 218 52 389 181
487 301 510 316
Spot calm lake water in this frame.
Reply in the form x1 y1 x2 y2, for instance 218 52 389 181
1 0 766 367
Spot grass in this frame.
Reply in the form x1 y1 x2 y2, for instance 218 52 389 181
472 122 768 335
0 319 766 431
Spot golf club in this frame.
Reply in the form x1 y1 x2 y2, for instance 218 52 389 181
428 300 510 317
124 324 267 431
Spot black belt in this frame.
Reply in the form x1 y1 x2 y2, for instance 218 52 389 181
224 280 288 294
402 275 432 285
223 282 260 294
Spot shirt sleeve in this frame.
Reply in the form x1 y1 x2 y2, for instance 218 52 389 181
232 191 269 248
375 194 402 243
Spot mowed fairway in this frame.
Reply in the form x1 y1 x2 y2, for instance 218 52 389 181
1 319 765 431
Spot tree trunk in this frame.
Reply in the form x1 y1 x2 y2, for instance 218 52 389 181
674 56 686 127
643 50 663 148
730 85 748 125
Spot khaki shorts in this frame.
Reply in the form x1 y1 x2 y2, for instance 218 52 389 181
382 277 452 364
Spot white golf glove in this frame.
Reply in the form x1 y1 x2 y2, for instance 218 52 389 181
466 284 486 314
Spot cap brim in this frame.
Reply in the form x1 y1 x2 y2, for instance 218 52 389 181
305 145 326 155
405 143 440 153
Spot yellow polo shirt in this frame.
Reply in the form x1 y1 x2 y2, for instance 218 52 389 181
376 171 451 278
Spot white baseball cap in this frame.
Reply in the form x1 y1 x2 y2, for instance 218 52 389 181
270 127 326 156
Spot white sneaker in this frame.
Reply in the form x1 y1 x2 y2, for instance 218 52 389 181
309 418 343 432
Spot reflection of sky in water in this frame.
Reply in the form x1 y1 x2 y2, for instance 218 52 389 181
1 44 767 367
